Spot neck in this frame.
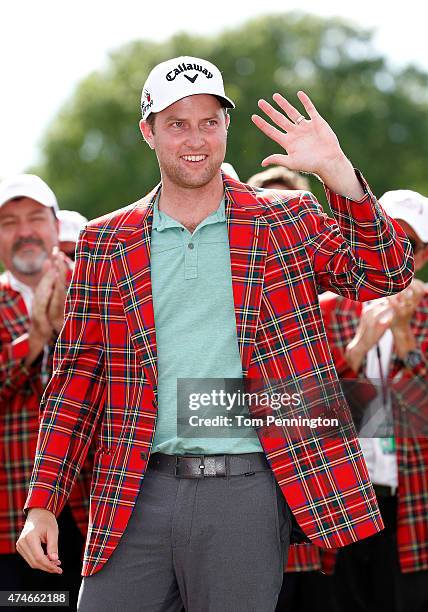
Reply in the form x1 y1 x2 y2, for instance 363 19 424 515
158 172 224 226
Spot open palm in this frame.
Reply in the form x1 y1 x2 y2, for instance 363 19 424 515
252 91 343 175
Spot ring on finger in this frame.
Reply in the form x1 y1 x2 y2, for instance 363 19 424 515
295 115 305 125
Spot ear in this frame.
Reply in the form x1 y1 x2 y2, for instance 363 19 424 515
139 119 155 149
225 113 231 131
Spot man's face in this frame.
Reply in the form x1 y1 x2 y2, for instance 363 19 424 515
0 198 59 276
140 94 229 189
397 219 428 272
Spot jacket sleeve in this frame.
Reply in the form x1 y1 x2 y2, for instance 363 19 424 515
301 170 414 300
24 231 105 517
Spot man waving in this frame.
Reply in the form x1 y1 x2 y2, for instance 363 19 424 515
18 56 413 612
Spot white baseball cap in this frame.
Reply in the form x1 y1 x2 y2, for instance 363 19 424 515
379 189 428 242
0 174 59 216
141 56 235 120
58 209 89 243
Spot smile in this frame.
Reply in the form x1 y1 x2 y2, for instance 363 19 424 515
181 155 208 162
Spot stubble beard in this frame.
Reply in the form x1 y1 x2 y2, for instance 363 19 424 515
160 156 223 190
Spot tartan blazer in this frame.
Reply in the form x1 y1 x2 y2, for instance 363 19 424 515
319 291 428 573
24 173 413 576
0 273 91 554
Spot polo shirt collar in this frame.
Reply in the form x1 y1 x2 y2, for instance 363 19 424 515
152 192 226 233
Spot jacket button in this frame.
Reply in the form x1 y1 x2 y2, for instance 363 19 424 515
141 451 148 461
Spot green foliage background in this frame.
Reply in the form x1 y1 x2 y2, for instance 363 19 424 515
30 12 428 278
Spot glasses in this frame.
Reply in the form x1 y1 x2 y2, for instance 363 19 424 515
408 238 428 254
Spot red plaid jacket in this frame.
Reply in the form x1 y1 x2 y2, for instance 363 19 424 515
318 291 428 573
0 272 92 554
25 173 413 576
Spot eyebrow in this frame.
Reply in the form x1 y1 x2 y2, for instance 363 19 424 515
164 114 220 122
0 210 47 221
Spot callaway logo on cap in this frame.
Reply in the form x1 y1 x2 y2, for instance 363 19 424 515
141 55 235 120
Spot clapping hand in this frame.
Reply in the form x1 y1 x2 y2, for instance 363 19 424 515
26 247 69 365
47 247 68 334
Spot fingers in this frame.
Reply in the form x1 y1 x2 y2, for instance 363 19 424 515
410 278 426 299
271 92 306 123
296 91 319 119
261 154 291 169
46 528 61 566
251 114 287 148
33 268 56 312
377 308 394 326
41 257 53 274
390 284 419 309
363 300 394 330
372 303 394 326
257 99 295 131
17 532 62 574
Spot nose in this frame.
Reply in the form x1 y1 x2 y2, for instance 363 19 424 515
184 126 206 149
16 222 36 239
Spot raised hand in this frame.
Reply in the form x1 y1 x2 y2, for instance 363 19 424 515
252 91 364 199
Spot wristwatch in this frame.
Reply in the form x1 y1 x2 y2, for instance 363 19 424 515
402 349 423 369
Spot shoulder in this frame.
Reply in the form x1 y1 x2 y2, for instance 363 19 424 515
0 273 21 312
225 174 322 218
231 179 321 217
0 272 14 296
79 185 159 248
85 199 148 233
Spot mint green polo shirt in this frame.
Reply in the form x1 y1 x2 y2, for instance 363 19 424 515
150 195 262 455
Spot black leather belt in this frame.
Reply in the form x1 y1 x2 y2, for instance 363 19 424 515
148 452 271 478
374 484 397 498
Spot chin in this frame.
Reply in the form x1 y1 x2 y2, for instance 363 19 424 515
175 167 221 189
12 252 47 275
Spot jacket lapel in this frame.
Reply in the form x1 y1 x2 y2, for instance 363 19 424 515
110 186 160 390
224 177 269 376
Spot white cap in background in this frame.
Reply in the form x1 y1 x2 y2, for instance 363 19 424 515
0 174 59 215
58 210 88 243
379 189 428 242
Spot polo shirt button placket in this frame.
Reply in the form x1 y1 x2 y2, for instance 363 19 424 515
184 233 198 280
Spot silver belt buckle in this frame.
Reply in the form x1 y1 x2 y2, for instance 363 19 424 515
174 455 205 477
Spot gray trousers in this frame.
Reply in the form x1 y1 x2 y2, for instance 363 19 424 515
78 462 291 612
